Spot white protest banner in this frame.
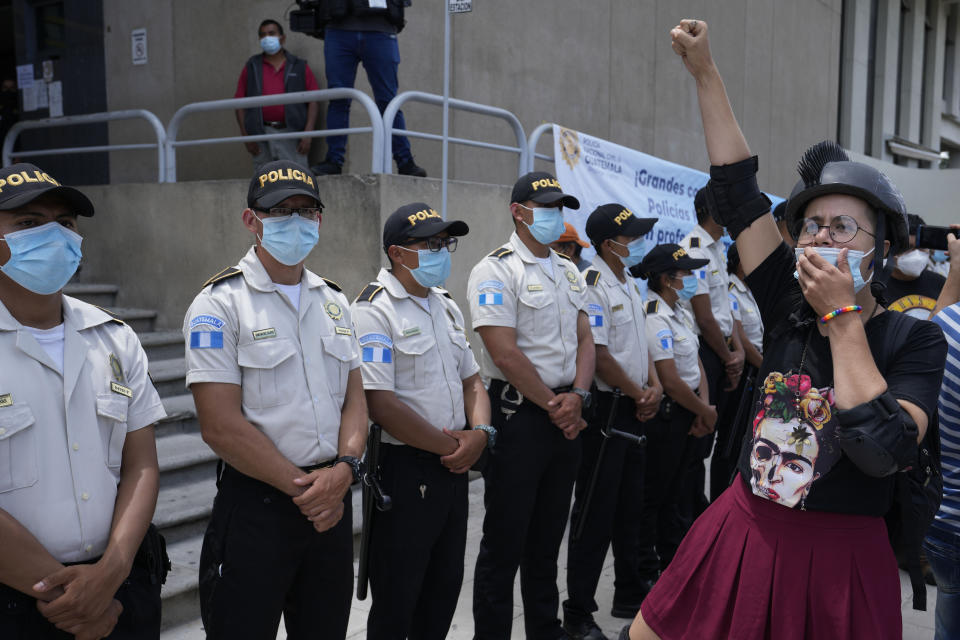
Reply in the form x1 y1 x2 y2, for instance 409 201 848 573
552 125 784 264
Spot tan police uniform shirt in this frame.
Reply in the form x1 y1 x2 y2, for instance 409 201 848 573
183 246 360 467
728 274 763 353
584 258 649 393
350 269 480 446
467 231 587 389
645 291 701 392
682 224 734 337
0 297 165 563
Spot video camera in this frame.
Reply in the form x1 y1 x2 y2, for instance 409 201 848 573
289 0 411 39
289 0 326 39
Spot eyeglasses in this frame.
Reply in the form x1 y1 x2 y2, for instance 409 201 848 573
796 215 874 245
404 237 459 253
256 207 322 221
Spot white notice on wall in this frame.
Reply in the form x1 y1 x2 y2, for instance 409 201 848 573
448 0 472 13
131 28 148 65
37 82 48 109
48 81 63 117
21 85 39 111
368 0 387 8
16 64 35 89
42 60 54 83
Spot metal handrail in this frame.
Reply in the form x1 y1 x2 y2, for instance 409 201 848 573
165 88 386 182
2 109 167 182
381 91 528 177
526 122 554 173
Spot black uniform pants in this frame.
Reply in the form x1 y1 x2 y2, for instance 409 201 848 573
198 464 353 640
0 553 162 639
367 444 469 640
564 393 644 625
632 399 696 589
473 385 581 640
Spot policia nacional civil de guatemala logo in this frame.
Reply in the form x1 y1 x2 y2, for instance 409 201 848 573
325 301 343 321
559 128 581 171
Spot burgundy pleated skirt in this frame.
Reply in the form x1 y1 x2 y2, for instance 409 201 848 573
640 477 902 640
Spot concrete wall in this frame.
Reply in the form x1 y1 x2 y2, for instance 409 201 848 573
76 175 512 330
99 0 842 198
849 151 960 225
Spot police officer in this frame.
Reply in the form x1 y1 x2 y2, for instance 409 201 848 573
0 163 166 639
183 160 367 639
726 244 763 371
563 204 662 639
468 171 595 640
681 189 745 506
351 203 492 639
628 244 715 610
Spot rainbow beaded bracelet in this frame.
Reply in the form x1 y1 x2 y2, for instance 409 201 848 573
819 305 862 324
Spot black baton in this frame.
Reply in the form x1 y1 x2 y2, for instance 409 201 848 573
357 423 392 600
573 390 646 542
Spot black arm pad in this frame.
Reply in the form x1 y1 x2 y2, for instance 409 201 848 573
835 391 919 477
703 156 772 240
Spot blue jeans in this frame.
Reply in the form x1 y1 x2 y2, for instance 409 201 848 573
323 28 413 166
923 523 960 640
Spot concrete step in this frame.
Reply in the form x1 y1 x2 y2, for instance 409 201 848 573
158 431 218 489
150 357 187 398
154 474 217 534
157 394 199 438
63 283 119 307
110 307 158 333
160 530 204 631
140 330 185 362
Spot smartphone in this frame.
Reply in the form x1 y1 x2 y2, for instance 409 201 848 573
916 225 953 251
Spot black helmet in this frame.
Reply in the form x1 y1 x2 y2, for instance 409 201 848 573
784 141 909 255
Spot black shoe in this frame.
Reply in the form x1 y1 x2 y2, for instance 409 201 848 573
563 618 609 640
397 158 427 177
312 160 342 175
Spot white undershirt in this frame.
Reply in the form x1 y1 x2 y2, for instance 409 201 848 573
410 295 430 313
536 256 555 280
24 324 65 374
274 282 302 312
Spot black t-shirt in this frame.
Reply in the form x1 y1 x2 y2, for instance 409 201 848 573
878 268 945 319
739 243 946 516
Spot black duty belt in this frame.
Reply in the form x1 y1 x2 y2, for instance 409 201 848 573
489 379 572 420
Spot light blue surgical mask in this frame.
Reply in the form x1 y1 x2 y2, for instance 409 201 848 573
520 205 565 245
793 246 875 293
260 36 282 55
0 222 82 295
256 213 319 266
676 275 698 301
932 250 948 264
402 247 451 288
611 236 651 268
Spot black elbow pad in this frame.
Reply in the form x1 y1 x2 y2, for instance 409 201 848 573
704 156 772 240
835 391 919 477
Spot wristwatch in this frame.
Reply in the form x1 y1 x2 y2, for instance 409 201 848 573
572 387 593 408
473 424 497 449
334 455 363 484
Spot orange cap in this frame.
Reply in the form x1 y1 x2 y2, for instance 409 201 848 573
558 222 589 248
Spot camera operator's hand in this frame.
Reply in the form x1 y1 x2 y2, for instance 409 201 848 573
245 141 260 156
670 19 715 80
946 227 960 274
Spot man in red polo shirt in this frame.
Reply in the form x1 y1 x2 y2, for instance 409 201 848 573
235 19 320 170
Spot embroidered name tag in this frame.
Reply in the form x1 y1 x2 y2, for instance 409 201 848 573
110 381 133 398
0 394 11 408
402 326 421 337
335 326 353 336
527 284 543 292
612 304 624 312
569 285 581 292
252 328 277 341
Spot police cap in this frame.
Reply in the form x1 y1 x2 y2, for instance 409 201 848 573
247 160 324 209
585 203 656 244
511 171 580 209
383 202 469 249
634 243 709 279
0 163 94 216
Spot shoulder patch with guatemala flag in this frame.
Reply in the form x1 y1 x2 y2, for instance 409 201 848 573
587 303 604 327
190 330 223 349
657 329 673 351
728 293 740 312
362 345 392 363
479 292 503 306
